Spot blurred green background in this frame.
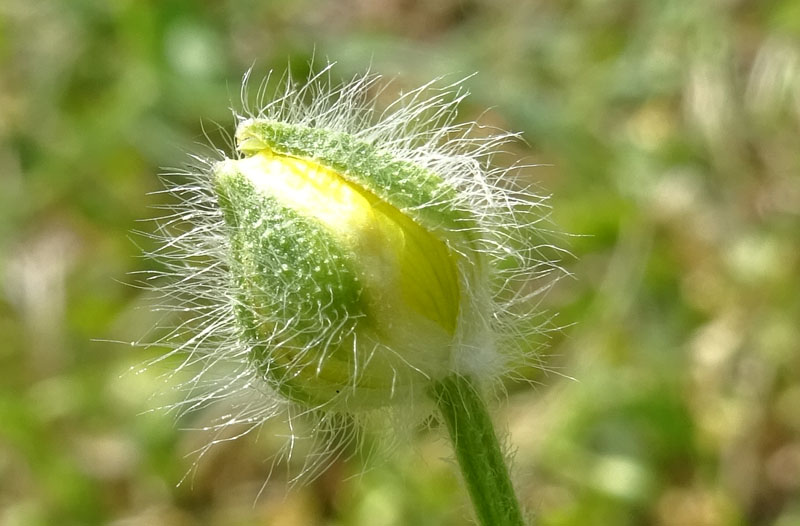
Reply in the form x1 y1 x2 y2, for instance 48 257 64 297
1 0 799 525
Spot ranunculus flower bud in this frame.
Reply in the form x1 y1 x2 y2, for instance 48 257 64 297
147 67 561 524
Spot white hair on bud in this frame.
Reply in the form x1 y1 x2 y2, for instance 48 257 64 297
133 61 567 485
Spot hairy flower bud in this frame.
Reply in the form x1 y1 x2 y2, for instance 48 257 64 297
145 67 561 479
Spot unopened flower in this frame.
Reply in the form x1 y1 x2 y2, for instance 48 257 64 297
146 65 561 522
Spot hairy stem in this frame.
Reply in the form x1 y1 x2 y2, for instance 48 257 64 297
432 373 527 525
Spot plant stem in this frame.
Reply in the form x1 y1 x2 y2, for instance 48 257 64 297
431 373 527 526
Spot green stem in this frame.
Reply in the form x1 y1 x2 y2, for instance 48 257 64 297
431 373 527 526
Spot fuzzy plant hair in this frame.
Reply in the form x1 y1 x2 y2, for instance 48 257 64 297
138 63 564 490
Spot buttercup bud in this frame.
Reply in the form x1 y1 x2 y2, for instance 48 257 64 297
148 66 560 524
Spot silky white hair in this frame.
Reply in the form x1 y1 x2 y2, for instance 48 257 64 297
132 62 567 486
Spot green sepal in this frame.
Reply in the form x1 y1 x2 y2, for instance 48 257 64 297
236 119 476 235
213 163 367 407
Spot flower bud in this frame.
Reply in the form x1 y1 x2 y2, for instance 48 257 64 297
148 70 559 462
212 119 475 410
144 69 562 505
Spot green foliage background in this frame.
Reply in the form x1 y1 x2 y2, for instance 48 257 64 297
1 1 799 524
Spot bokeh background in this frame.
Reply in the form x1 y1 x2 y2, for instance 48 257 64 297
2 1 799 525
